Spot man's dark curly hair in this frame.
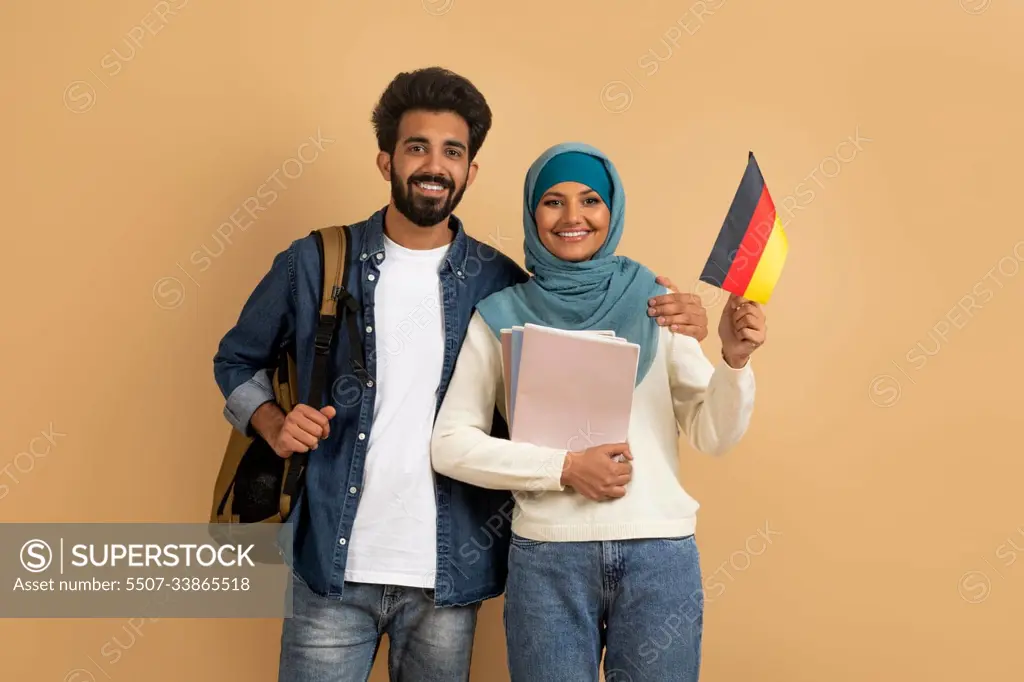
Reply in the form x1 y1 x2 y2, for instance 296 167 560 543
371 67 492 161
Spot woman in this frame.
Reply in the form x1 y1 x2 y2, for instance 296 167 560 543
430 142 766 681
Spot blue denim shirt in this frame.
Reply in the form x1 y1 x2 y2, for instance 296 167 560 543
212 206 528 606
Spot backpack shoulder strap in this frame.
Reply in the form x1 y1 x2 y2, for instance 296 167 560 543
306 224 351 410
317 225 347 318
324 225 368 383
280 225 352 510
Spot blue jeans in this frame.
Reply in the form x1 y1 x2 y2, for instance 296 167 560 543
503 533 704 682
279 573 480 682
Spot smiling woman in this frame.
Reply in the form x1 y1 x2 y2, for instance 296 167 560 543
531 151 615 262
534 181 610 260
430 141 761 682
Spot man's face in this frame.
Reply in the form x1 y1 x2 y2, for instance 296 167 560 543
379 110 477 227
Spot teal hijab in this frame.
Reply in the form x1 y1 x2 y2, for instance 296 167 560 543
475 142 664 385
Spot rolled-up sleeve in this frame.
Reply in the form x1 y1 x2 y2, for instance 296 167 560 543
222 368 275 435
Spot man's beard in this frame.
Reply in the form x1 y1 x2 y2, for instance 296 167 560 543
391 172 467 227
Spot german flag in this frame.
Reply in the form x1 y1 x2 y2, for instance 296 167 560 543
699 152 789 304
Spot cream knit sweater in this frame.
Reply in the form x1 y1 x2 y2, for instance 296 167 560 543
430 310 756 542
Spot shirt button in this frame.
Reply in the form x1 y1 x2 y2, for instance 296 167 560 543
376 253 383 260
456 270 463 277
358 433 366 440
367 274 375 281
349 486 358 494
360 253 367 260
338 538 346 546
366 325 372 333
366 380 374 387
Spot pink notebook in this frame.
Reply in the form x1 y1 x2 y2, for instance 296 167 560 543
509 323 639 452
501 326 617 427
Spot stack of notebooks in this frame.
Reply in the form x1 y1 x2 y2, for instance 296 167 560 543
500 323 640 452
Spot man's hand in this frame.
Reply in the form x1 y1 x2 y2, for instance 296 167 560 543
251 402 337 458
648 276 708 342
718 293 767 368
560 442 633 501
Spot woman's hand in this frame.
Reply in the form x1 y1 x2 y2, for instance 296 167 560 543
718 294 767 367
560 442 633 501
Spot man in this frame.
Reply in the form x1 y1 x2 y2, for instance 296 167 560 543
212 66 709 682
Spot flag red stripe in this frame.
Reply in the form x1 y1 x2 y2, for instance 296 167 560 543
723 186 777 293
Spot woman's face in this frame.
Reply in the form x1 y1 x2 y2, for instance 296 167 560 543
533 181 611 262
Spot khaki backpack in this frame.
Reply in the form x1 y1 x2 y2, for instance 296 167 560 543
209 224 364 527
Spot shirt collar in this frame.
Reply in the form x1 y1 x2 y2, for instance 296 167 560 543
361 206 469 279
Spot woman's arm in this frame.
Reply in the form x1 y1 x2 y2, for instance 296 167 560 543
431 312 569 491
666 326 756 456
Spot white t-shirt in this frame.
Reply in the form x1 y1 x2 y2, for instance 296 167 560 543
343 234 447 588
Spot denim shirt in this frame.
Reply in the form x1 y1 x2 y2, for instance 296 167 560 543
212 206 528 606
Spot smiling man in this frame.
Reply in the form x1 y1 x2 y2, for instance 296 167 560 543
212 67 709 682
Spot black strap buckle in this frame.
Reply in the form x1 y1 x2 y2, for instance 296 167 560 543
334 287 359 314
314 316 335 353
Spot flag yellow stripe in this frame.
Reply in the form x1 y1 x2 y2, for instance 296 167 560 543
742 215 788 304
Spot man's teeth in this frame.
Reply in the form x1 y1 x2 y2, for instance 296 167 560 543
417 182 445 191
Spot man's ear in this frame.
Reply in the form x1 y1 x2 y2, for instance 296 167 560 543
466 160 479 188
376 151 392 181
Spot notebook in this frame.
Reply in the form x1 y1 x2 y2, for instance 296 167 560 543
501 326 618 427
506 323 639 452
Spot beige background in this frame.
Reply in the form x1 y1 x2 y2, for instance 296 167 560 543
3 0 1024 679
